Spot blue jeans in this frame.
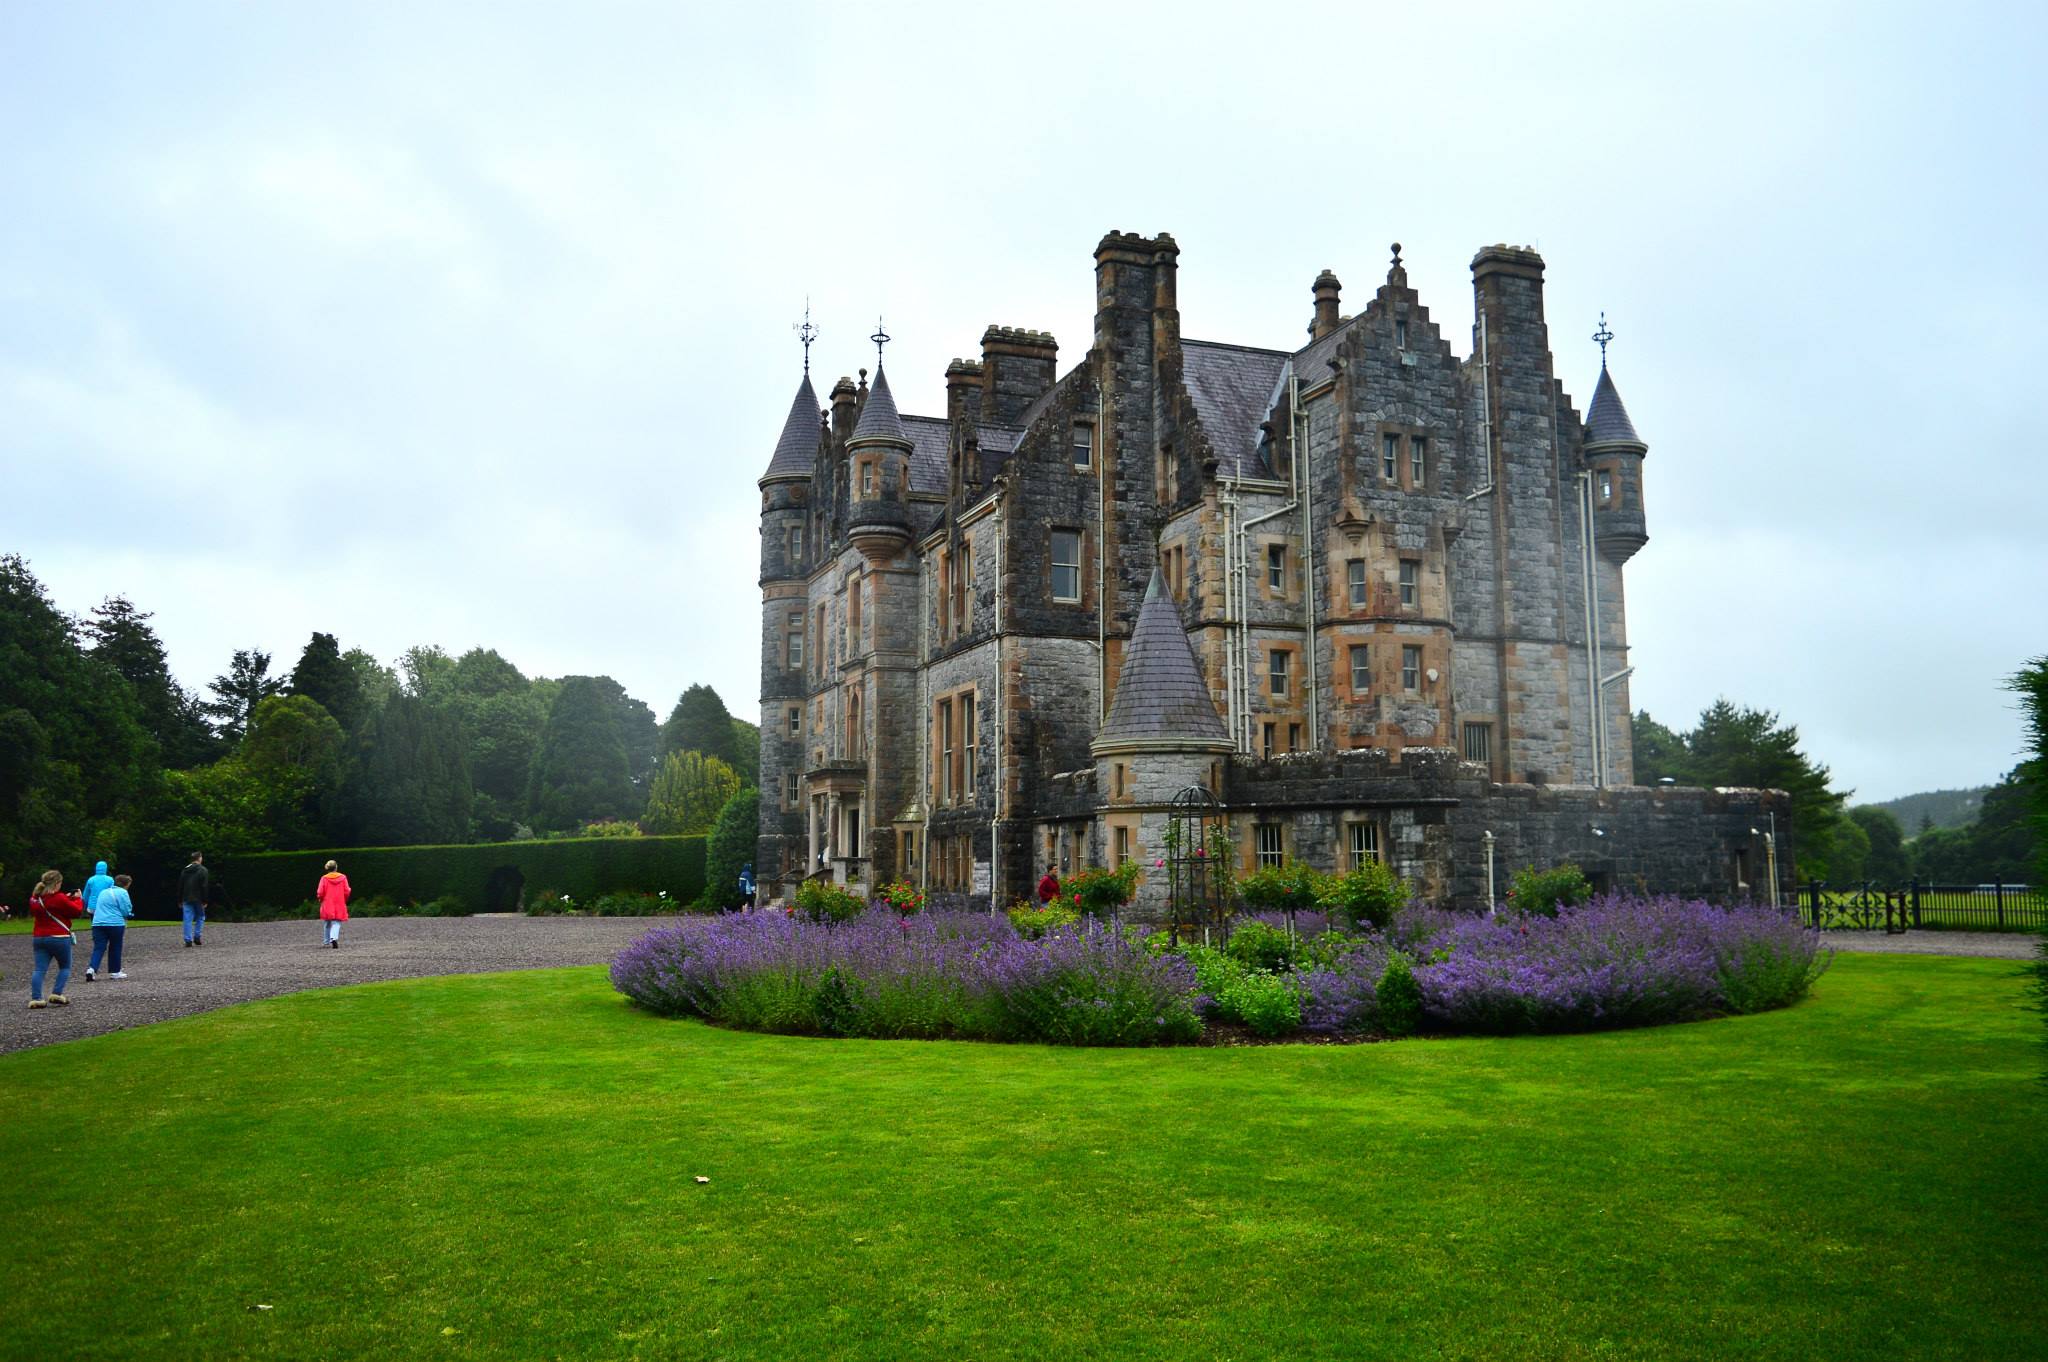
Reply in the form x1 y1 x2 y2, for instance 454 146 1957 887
30 937 72 1000
90 925 125 974
182 900 205 942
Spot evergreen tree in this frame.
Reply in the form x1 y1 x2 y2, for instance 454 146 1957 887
2010 657 2048 886
643 750 742 836
592 677 659 789
1630 710 1691 784
333 692 473 846
344 648 399 713
83 596 215 767
1678 699 1848 873
526 676 637 832
701 787 760 909
729 717 760 788
203 648 284 742
288 632 365 734
661 684 740 767
1849 806 1909 883
400 644 456 700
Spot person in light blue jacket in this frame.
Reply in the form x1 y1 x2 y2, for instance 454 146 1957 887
82 860 114 917
86 873 136 981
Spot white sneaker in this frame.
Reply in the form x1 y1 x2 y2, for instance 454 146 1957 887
27 999 45 1009
84 968 95 982
111 971 128 980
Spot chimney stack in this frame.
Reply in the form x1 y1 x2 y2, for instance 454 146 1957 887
1310 269 1342 339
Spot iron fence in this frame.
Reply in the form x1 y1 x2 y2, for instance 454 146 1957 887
1799 880 2045 933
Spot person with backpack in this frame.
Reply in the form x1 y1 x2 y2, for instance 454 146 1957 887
738 863 756 910
85 873 136 981
315 860 350 949
26 870 83 1008
178 851 209 947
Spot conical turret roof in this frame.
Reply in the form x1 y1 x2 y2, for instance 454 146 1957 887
763 374 822 480
850 364 909 446
1096 570 1230 749
1584 368 1643 447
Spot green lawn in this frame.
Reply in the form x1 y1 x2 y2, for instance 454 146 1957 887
1 955 2042 1361
0 917 174 935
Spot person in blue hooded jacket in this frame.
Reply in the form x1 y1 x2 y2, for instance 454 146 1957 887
86 873 136 981
82 861 114 917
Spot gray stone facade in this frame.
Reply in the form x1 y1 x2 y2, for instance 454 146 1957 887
756 231 1789 912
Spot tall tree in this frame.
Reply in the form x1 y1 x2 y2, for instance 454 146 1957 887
700 786 760 909
2011 656 2048 886
1849 807 1909 883
334 692 473 845
344 648 399 714
400 644 456 701
526 676 637 832
729 717 760 788
288 632 365 734
1630 710 1690 784
643 750 742 836
83 596 215 767
591 677 659 789
204 648 284 742
662 684 740 767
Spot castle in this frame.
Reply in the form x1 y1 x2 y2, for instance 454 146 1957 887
757 232 1786 913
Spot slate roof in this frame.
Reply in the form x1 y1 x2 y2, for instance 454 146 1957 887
1097 570 1230 746
1290 313 1360 393
902 415 950 494
851 364 910 445
1182 339 1288 479
1584 368 1643 446
762 374 822 480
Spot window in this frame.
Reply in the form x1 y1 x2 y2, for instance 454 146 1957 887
861 462 875 497
1287 722 1302 752
1051 530 1081 602
957 535 972 628
1463 721 1493 767
1261 722 1276 759
815 605 826 670
1348 821 1380 867
1266 544 1286 593
1269 648 1289 697
899 830 918 874
1399 559 1419 608
846 685 863 758
786 705 801 737
961 695 977 796
783 771 799 807
1113 762 1126 798
1073 424 1093 470
1114 824 1132 868
1598 470 1614 503
786 525 802 562
1382 434 1399 480
936 698 954 804
847 577 862 646
1394 318 1409 350
1402 645 1422 691
786 612 803 669
1410 436 1427 487
1256 824 1284 869
1350 644 1369 694
1347 558 1366 608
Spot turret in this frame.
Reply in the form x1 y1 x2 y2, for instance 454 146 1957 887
1583 363 1648 563
845 363 913 562
758 369 823 901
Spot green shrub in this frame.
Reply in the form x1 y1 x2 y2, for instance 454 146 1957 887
1225 919 1298 973
1006 899 1079 939
576 819 643 838
1507 864 1594 917
813 967 861 1038
1236 859 1324 914
1218 970 1303 1037
1376 951 1422 1037
1317 861 1409 931
210 835 705 915
700 787 760 910
793 878 864 923
1065 862 1141 916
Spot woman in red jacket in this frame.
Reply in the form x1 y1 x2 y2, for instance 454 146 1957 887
26 870 83 1008
316 860 351 949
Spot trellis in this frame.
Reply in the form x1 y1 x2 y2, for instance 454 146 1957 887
1163 785 1232 946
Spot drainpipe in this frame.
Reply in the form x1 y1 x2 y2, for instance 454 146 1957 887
1295 373 1319 749
920 544 931 894
1097 381 1109 720
1577 471 1603 788
993 496 1005 911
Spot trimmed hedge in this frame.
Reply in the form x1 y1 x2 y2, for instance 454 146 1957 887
209 835 705 915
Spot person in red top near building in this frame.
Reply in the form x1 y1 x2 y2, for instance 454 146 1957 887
1037 866 1061 905
315 860 351 949
26 869 84 1008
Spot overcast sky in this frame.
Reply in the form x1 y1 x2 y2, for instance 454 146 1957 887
4 1 2043 802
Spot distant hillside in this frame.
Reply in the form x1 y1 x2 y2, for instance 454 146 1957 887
1858 787 1991 835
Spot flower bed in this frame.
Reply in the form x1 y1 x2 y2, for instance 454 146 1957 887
611 896 1830 1046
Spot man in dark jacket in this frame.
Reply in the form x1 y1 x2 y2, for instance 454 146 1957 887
178 851 209 947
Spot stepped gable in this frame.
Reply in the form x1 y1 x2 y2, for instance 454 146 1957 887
1584 368 1642 446
1096 569 1230 747
762 374 822 480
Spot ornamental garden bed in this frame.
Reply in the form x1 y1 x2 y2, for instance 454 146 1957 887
610 895 1830 1045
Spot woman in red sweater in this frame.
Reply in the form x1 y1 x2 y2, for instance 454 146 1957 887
26 869 84 1008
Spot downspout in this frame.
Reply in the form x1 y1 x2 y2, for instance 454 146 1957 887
1577 471 1603 789
1097 379 1109 720
1295 374 1319 750
1479 310 1513 782
920 539 931 893
993 494 1005 910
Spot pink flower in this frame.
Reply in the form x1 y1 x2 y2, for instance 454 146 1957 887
1154 859 1165 868
1073 893 1082 904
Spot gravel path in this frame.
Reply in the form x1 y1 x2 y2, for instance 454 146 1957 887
1821 929 2041 960
0 915 676 1055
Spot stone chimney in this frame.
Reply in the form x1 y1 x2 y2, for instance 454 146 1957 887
979 326 1059 427
945 357 985 429
1310 269 1342 339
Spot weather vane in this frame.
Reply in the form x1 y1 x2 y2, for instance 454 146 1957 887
870 315 891 367
794 299 819 374
1593 312 1613 369
790 301 815 374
